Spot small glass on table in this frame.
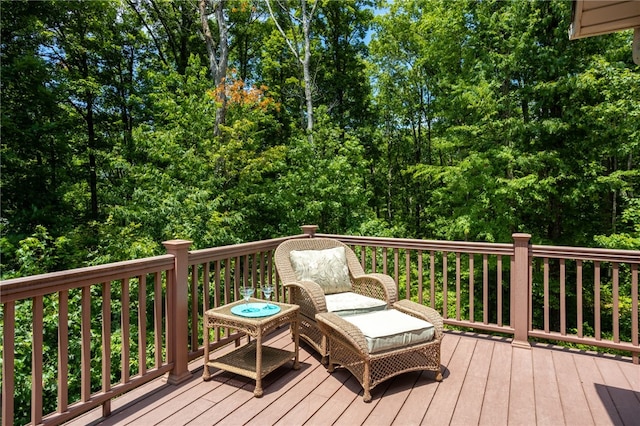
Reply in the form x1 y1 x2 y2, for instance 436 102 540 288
261 285 277 309
240 286 257 313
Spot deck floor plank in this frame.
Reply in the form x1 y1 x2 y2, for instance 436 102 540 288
595 356 640 426
450 338 494 426
244 361 328 425
362 372 421 426
330 380 394 426
574 353 623 426
508 346 536 425
65 330 639 426
272 369 352 426
421 335 476 425
478 338 512 426
301 373 361 426
532 348 565 425
552 350 595 426
390 332 462 426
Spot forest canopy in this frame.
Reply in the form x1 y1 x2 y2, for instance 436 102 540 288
2 0 639 279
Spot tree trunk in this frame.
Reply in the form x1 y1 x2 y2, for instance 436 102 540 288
301 0 313 139
199 0 229 136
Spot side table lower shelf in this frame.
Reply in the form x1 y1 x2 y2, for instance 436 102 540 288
207 340 297 381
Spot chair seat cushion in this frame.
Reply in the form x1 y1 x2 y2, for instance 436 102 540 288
289 246 352 294
342 309 435 354
325 292 387 316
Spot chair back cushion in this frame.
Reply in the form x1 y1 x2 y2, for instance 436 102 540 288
289 246 352 294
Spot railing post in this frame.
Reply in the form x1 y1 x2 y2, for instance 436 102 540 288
301 225 318 237
512 233 532 349
163 239 193 384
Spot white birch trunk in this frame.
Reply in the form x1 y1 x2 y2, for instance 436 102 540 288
199 0 229 136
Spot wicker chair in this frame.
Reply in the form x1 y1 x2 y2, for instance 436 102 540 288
274 238 398 359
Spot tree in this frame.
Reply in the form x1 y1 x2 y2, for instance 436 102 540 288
199 0 230 135
265 0 319 140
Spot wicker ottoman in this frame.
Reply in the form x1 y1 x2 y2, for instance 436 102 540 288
315 299 443 402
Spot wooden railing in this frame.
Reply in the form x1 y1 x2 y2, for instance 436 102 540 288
0 252 177 426
1 227 638 425
323 229 638 358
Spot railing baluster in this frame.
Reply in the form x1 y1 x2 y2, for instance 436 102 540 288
510 256 515 329
483 254 488 325
252 253 258 288
226 258 233 305
577 260 583 338
544 257 549 333
632 264 638 363
238 256 246 296
102 281 112 417
2 301 15 426
190 265 198 351
595 261 601 340
81 286 91 401
260 251 266 289
371 247 378 273
267 251 274 297
456 252 461 321
418 250 423 304
497 255 503 327
382 247 388 275
121 278 130 384
138 275 147 376
442 251 448 320
469 253 474 323
32 295 44 425
243 254 250 290
405 250 411 300
430 251 435 309
393 248 399 287
613 263 619 343
215 260 222 340
560 259 566 335
58 290 69 414
154 272 163 368
204 262 211 311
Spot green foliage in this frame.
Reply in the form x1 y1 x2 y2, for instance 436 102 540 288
369 0 639 247
2 1 640 422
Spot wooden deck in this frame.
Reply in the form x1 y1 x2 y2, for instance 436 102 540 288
66 329 639 426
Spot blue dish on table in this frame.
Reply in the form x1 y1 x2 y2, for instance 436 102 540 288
231 302 281 318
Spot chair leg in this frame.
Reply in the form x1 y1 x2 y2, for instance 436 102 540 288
435 369 443 381
363 362 372 402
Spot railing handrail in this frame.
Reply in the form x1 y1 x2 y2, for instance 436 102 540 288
0 255 175 303
318 233 515 256
188 234 304 265
532 244 640 263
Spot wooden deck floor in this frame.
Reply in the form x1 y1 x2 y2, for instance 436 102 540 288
66 329 639 426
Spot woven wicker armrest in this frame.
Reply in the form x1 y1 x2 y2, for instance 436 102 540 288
315 312 370 354
393 299 444 339
284 280 327 314
351 273 398 305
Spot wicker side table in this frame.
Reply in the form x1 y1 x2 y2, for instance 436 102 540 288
203 298 300 397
